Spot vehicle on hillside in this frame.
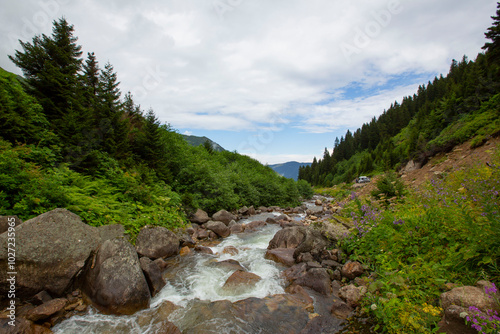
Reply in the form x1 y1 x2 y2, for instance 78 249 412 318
356 176 370 183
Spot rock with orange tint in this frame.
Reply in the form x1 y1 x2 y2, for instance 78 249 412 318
179 246 191 256
222 246 239 255
222 270 261 294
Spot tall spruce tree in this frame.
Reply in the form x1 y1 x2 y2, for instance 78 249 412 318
483 2 500 65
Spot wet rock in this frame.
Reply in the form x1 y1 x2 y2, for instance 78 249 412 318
306 261 322 269
244 220 267 232
179 246 191 256
0 215 22 234
190 209 211 224
315 199 323 206
300 314 341 334
208 231 217 239
153 258 169 270
0 208 100 299
222 270 261 293
194 228 209 240
80 238 151 315
135 226 179 260
136 300 179 328
285 284 314 311
265 248 296 267
205 221 230 238
238 206 250 215
268 226 306 249
247 206 256 216
331 300 353 319
178 232 196 248
194 245 214 255
212 210 236 226
339 284 367 307
230 224 244 234
214 259 246 272
282 263 308 283
341 261 365 280
293 228 329 261
140 257 166 297
258 206 269 212
25 298 67 322
222 246 239 255
441 285 499 312
98 224 127 242
295 268 332 295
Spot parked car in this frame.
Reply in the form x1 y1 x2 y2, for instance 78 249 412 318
356 176 370 183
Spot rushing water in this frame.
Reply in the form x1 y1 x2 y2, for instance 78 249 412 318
53 213 293 334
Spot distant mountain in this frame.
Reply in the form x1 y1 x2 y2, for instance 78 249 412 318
269 161 312 181
182 134 226 152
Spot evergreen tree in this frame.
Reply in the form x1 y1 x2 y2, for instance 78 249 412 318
483 2 500 65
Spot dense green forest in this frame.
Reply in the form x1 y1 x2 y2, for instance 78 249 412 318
299 7 500 186
0 18 313 235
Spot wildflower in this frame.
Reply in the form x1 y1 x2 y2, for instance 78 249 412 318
371 304 378 311
460 312 468 318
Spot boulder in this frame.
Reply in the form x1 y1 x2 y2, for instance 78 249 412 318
205 221 230 238
190 209 210 224
80 238 151 315
440 285 500 317
194 245 214 255
282 263 308 283
265 248 296 267
238 206 249 215
98 224 127 242
295 268 332 295
0 215 22 234
293 228 329 260
135 226 179 260
244 220 266 232
319 221 349 243
25 298 68 322
213 259 246 272
297 252 314 263
339 284 367 307
194 228 210 240
247 206 256 216
212 210 237 225
222 270 261 293
230 224 244 234
0 208 100 299
341 261 365 280
140 257 166 297
179 246 191 256
268 226 306 249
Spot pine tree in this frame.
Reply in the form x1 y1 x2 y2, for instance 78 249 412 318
483 2 500 65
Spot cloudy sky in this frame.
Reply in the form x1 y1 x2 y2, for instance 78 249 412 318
1 0 497 164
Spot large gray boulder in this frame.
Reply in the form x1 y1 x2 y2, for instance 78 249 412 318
205 221 230 238
135 226 180 259
212 210 237 226
0 209 100 299
190 209 210 224
0 215 22 234
268 226 306 249
80 238 151 315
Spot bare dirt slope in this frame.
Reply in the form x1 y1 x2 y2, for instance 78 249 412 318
350 137 500 197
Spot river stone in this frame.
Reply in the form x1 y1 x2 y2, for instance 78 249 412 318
223 246 239 255
80 238 151 315
140 257 166 297
295 268 332 295
331 300 353 319
268 226 306 249
230 224 244 234
341 261 365 280
244 220 266 232
25 298 68 322
205 221 230 238
190 209 210 224
135 226 180 259
0 215 22 234
0 208 100 299
222 270 261 294
194 245 214 255
265 248 296 267
212 210 236 226
293 228 329 261
213 259 246 272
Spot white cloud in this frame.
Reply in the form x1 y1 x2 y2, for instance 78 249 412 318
0 0 496 138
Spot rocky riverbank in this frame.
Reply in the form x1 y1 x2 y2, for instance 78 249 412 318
1 197 497 333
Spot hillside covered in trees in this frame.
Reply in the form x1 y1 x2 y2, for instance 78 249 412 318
299 6 500 186
0 18 313 235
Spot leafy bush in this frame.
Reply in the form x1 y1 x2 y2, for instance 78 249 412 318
371 171 405 202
